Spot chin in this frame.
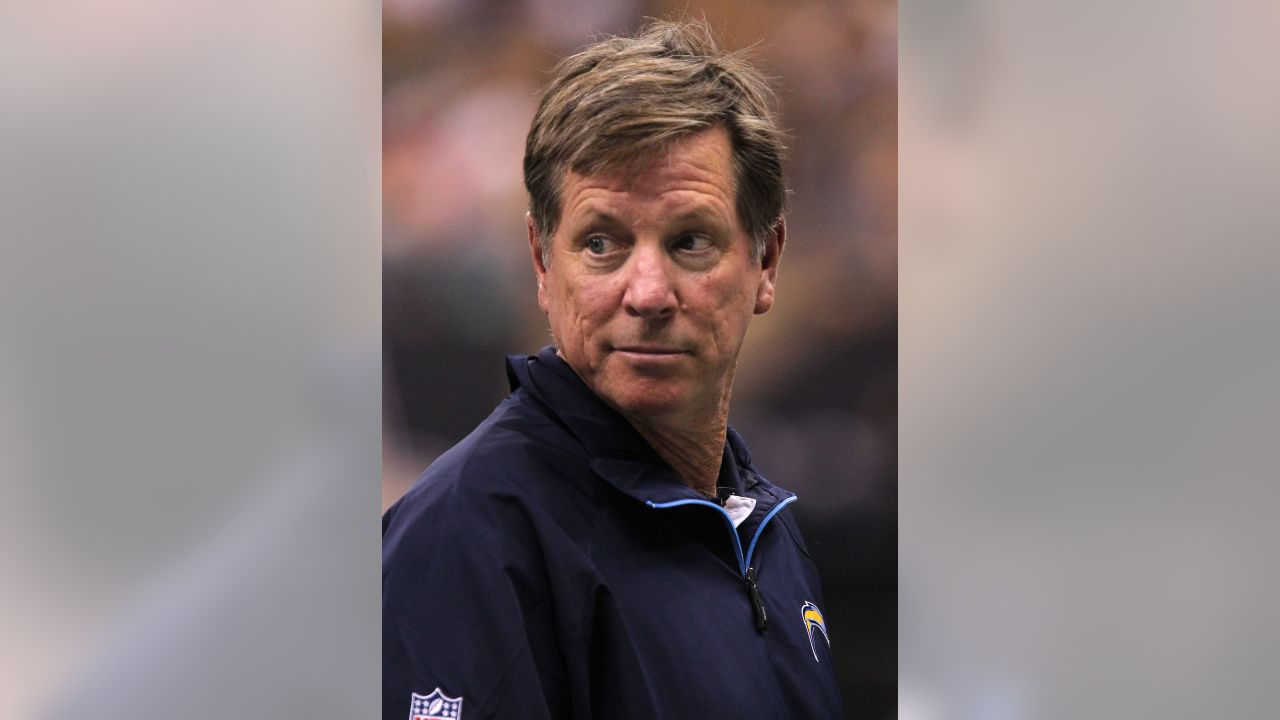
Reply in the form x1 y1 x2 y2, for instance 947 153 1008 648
599 380 692 420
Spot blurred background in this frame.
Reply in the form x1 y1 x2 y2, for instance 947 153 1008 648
382 0 898 715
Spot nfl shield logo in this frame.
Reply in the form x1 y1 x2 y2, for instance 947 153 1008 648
410 689 463 720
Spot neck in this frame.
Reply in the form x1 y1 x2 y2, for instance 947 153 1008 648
628 414 727 498
624 376 735 498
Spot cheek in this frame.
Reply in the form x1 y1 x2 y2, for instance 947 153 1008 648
549 277 616 342
697 274 757 351
571 281 617 323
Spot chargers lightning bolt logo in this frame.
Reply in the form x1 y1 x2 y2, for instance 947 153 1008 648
801 601 830 662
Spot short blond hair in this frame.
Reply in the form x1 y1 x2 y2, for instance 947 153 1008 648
523 19 788 263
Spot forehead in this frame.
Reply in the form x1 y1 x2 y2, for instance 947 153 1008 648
559 127 738 221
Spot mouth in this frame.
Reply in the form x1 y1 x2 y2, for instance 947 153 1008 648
612 345 688 356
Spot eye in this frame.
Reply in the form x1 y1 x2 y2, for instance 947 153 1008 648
585 235 616 255
673 233 714 252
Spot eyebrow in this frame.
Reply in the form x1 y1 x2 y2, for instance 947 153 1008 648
568 209 630 234
570 205 728 232
667 207 728 228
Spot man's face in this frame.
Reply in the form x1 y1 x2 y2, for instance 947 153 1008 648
528 126 784 423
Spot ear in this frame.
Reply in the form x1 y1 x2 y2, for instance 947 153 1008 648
527 213 551 314
754 217 786 315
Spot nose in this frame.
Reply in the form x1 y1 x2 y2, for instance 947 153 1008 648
621 246 677 320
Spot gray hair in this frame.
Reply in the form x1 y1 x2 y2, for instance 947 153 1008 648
523 19 788 264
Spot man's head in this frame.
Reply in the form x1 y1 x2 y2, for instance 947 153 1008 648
524 19 787 264
523 21 788 424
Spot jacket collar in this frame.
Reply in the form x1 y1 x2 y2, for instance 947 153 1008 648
505 346 782 507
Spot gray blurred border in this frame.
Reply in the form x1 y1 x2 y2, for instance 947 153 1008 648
902 1 1280 717
1 2 381 717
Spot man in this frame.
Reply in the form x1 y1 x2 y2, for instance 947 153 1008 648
383 20 841 719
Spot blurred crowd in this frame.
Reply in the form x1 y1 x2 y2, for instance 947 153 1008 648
383 1 896 714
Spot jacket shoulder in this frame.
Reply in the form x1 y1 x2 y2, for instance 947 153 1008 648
383 391 597 560
381 392 604 714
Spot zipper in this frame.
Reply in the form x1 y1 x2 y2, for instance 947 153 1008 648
645 494 797 633
745 565 768 630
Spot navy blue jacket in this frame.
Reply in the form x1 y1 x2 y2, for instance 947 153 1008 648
383 348 842 718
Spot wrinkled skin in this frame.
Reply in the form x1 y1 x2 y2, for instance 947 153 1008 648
528 127 784 480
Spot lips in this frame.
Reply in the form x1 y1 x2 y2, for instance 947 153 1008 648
612 345 687 355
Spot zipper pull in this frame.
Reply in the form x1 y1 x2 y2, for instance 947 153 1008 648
745 566 768 632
